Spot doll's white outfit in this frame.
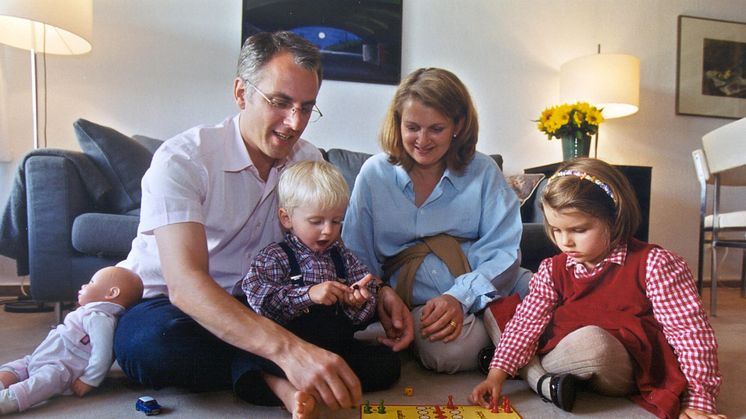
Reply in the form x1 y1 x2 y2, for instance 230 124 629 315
0 301 123 413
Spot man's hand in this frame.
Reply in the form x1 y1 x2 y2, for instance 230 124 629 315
420 294 464 343
278 339 362 410
71 378 94 397
375 285 414 352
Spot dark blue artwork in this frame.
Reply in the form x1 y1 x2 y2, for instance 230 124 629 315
242 0 402 85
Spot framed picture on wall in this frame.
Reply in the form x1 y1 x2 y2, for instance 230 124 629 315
677 15 746 119
241 0 402 85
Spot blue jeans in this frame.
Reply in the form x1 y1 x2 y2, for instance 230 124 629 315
285 305 400 393
114 296 400 405
113 296 281 403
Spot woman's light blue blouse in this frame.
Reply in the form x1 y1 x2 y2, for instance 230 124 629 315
342 152 525 313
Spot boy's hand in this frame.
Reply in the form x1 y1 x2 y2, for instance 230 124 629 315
308 281 352 306
71 378 94 397
345 274 374 308
469 368 510 408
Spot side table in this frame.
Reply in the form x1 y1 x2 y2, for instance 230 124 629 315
525 162 652 242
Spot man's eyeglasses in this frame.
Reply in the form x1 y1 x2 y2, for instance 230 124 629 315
245 80 323 123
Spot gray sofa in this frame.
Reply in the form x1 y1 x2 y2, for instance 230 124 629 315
0 119 556 315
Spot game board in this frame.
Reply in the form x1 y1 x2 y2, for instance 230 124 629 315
359 402 521 419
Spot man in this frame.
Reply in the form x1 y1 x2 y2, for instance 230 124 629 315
112 31 413 411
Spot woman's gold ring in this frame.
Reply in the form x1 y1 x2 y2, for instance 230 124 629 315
449 320 457 328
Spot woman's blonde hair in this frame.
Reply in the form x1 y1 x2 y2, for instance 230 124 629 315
541 158 641 250
379 67 479 172
278 160 349 215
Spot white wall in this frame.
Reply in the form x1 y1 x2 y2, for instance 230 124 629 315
1 0 745 286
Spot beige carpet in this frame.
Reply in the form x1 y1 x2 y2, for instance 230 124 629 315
1 287 744 418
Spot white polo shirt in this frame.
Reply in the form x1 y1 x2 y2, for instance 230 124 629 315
118 114 322 298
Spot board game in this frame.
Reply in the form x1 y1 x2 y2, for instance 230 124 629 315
359 398 521 419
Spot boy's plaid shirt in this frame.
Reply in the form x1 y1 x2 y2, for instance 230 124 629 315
241 233 377 326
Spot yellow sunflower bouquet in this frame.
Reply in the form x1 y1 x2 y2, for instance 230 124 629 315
536 102 604 141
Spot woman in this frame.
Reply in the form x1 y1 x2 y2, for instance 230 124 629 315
342 68 531 373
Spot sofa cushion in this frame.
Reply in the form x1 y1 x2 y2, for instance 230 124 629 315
132 134 164 154
324 148 373 193
72 212 140 256
520 178 548 223
506 173 545 206
74 119 155 213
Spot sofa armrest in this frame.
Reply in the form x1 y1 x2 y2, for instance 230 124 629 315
25 152 112 301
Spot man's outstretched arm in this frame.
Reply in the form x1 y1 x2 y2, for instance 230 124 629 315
154 222 362 409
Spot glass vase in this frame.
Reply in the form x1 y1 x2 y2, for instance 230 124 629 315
561 134 591 161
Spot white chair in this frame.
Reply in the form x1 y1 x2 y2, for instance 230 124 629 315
692 116 746 316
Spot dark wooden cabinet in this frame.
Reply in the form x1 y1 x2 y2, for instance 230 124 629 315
525 162 652 242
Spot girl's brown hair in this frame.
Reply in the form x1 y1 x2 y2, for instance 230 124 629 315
541 158 641 250
379 68 479 172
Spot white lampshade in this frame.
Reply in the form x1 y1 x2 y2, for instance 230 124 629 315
0 0 92 55
560 53 640 119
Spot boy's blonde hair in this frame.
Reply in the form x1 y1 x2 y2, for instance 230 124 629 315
278 160 349 215
541 158 641 250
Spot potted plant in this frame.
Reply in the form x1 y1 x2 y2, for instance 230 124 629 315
536 102 604 160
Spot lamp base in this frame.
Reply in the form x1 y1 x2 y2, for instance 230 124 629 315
4 295 54 313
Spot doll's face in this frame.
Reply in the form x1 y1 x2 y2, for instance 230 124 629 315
77 272 116 306
77 267 143 308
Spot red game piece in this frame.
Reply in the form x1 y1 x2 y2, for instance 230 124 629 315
502 396 512 413
489 396 499 413
446 394 456 409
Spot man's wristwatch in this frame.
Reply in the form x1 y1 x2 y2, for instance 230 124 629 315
376 281 391 294
374 280 391 293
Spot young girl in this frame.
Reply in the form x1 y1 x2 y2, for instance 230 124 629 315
471 158 724 419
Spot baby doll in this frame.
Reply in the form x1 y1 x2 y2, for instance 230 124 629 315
0 267 143 414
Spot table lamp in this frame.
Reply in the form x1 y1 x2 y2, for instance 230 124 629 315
560 47 640 156
0 0 92 149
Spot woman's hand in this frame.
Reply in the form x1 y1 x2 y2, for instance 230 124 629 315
469 368 510 408
420 294 464 343
679 408 728 419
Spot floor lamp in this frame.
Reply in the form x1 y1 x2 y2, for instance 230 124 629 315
0 0 92 314
0 0 92 149
560 47 640 157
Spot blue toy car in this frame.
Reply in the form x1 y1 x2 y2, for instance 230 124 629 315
135 396 162 416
